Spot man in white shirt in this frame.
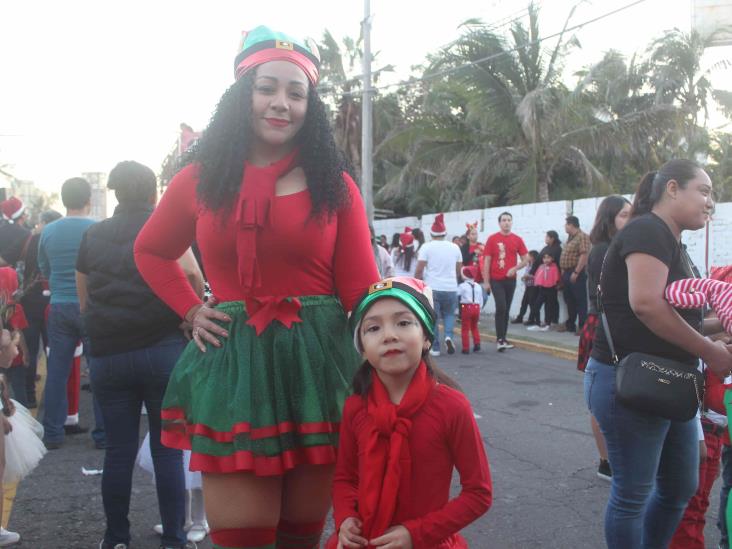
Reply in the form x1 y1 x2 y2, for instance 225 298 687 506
415 213 463 356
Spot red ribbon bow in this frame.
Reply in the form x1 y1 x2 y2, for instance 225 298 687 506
245 295 303 335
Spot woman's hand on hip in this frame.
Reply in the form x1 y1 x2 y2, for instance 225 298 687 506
186 303 231 353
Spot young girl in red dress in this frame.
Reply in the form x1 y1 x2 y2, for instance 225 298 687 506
330 277 492 548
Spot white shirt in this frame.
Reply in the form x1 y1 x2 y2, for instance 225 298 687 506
391 248 417 278
458 280 484 307
418 240 462 292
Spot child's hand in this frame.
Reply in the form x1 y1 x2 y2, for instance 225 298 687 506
2 416 12 435
370 525 413 548
338 517 367 548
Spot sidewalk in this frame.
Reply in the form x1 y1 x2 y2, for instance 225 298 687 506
454 312 580 361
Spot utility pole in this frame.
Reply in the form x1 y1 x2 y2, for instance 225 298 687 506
361 0 374 223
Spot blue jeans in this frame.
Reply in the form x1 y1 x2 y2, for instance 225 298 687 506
90 333 187 547
584 357 699 549
718 444 732 547
43 303 105 445
432 290 458 352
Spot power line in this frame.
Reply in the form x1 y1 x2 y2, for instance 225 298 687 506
315 2 540 97
321 0 650 99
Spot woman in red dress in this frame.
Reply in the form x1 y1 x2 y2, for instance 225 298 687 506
134 26 379 549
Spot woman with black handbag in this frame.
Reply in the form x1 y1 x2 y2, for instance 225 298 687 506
584 159 732 549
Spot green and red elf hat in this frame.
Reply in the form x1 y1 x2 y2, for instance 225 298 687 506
350 277 436 352
234 25 321 85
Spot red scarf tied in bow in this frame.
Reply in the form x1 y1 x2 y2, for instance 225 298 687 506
359 361 435 543
234 148 299 293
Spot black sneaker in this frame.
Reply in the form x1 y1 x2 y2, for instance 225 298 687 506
510 317 524 324
445 338 455 355
64 424 89 435
473 344 481 352
597 459 612 481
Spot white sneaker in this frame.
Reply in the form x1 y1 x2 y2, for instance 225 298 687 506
496 340 507 352
0 528 19 547
187 523 209 543
429 349 441 357
502 340 515 349
526 325 541 331
538 325 550 332
155 521 195 535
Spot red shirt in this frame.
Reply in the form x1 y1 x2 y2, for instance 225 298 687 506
484 232 528 281
333 384 492 548
134 164 379 318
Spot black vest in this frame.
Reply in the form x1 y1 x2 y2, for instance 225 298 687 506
80 203 183 356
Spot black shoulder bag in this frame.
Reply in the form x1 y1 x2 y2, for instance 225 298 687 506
598 248 704 422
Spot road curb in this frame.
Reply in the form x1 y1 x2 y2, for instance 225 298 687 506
453 328 578 361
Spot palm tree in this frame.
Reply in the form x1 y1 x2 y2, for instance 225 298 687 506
317 30 395 182
378 3 606 206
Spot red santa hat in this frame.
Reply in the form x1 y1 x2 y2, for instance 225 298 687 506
431 213 447 237
1 197 25 223
399 227 414 248
461 265 478 280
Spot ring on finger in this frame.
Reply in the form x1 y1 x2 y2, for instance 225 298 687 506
192 327 200 338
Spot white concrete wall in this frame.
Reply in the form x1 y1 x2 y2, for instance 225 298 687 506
374 195 731 318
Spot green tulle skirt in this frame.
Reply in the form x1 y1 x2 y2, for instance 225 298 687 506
160 296 361 476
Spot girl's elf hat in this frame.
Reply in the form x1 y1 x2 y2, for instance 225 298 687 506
350 277 436 352
234 25 321 85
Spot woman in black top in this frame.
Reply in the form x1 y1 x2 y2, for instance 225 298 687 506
577 196 631 482
584 159 731 549
76 161 204 549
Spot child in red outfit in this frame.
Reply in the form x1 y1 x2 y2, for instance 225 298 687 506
330 277 492 548
531 253 561 330
458 266 483 354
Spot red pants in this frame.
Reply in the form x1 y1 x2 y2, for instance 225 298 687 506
461 304 481 349
66 354 81 417
669 424 724 549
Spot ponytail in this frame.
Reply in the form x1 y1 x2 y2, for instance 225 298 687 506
631 159 702 218
631 171 658 218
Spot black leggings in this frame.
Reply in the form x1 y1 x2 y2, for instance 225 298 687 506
492 278 517 341
535 287 559 325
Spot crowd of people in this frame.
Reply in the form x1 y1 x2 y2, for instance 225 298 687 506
0 23 732 549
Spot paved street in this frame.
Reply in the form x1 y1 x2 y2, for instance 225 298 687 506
7 346 726 548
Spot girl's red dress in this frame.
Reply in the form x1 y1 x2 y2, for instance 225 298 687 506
332 384 492 548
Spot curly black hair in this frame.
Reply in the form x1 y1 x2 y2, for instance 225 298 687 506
192 71 352 218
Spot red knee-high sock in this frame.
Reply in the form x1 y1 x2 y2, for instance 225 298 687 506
210 527 276 549
276 519 325 549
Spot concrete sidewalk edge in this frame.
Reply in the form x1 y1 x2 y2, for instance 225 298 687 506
452 328 578 362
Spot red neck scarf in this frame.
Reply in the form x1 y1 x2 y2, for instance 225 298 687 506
359 361 435 543
235 148 299 293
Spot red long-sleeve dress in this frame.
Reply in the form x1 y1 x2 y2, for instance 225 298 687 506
134 163 378 318
332 384 493 548
133 161 380 475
